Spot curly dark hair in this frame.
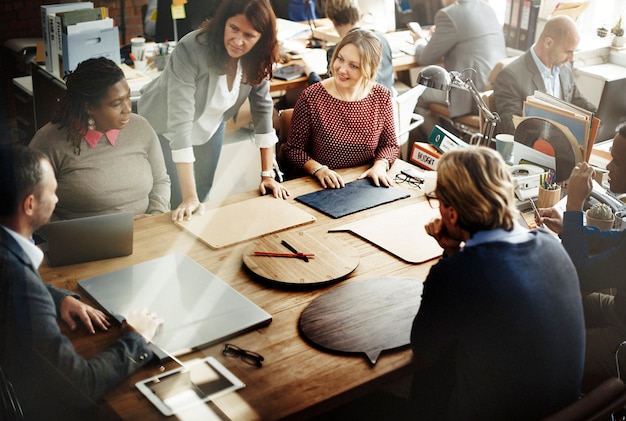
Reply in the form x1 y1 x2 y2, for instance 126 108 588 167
51 57 125 154
196 0 279 84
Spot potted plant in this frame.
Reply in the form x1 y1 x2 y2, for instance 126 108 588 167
612 16 624 47
597 26 609 37
586 203 615 230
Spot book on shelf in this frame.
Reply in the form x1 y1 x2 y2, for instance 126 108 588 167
517 0 540 50
54 7 108 77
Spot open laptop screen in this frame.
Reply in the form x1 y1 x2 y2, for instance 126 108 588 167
42 211 133 267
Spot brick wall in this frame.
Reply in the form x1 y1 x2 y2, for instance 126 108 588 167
1 1 147 133
0 0 147 52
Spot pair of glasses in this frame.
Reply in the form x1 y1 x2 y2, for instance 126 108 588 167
222 343 264 367
425 191 439 209
394 173 422 188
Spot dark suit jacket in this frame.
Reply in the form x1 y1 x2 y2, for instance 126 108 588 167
415 0 507 117
493 50 597 134
0 227 154 420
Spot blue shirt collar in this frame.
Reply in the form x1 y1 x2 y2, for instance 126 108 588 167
530 45 561 97
465 222 531 248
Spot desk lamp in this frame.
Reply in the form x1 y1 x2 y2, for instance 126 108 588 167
416 65 500 146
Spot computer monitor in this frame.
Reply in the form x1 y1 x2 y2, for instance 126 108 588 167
358 0 396 33
594 77 626 143
154 0 222 43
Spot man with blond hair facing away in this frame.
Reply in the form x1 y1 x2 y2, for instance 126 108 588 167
410 147 585 419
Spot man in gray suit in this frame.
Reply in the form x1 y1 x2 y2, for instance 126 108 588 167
494 14 596 135
412 0 507 124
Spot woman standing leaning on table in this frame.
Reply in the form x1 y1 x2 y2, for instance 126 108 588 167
284 29 399 188
138 0 289 221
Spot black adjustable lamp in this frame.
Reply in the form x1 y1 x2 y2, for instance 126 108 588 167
416 65 500 146
303 0 323 48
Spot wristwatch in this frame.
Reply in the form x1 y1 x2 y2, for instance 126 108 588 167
260 170 276 178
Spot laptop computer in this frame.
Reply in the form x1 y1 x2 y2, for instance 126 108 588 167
41 212 134 267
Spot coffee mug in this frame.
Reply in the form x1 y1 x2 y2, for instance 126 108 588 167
495 134 515 165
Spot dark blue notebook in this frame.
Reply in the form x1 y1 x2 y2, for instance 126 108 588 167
295 178 410 219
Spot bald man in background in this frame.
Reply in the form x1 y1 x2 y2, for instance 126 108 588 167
494 14 596 135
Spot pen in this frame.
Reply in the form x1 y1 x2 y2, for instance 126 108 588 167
254 251 315 258
528 197 543 227
281 240 309 262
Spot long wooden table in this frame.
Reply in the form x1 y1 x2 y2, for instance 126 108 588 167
38 160 439 420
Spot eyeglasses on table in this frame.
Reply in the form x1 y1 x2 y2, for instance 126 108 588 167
222 343 264 368
394 173 423 188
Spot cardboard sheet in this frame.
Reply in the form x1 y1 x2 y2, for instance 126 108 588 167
175 196 316 248
329 201 442 264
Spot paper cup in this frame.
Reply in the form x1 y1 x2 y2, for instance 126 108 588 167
536 186 561 208
495 134 514 165
130 37 146 61
422 171 437 195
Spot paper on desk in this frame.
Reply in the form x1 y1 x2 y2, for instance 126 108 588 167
276 18 310 42
120 63 154 94
300 49 328 75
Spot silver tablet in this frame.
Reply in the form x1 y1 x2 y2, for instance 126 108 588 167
135 356 245 416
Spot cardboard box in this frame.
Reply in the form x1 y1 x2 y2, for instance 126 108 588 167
61 24 120 77
410 142 441 171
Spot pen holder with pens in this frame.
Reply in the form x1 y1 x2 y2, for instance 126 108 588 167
153 42 171 71
537 185 561 208
536 170 560 208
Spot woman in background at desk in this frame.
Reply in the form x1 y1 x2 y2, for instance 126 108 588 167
284 29 398 188
29 57 170 221
139 0 288 222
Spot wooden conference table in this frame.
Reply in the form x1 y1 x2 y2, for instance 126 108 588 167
38 160 438 420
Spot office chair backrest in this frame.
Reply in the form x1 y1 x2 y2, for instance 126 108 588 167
276 108 294 179
0 366 24 421
394 85 426 146
542 377 626 421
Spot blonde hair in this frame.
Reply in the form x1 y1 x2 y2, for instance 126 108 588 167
436 147 517 234
329 28 381 89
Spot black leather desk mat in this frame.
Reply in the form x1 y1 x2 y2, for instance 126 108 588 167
295 178 410 219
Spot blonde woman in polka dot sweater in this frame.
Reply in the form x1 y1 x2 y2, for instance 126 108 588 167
285 28 398 189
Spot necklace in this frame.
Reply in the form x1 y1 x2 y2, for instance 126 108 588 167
334 78 358 102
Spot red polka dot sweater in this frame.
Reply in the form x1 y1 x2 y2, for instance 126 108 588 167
285 82 398 170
